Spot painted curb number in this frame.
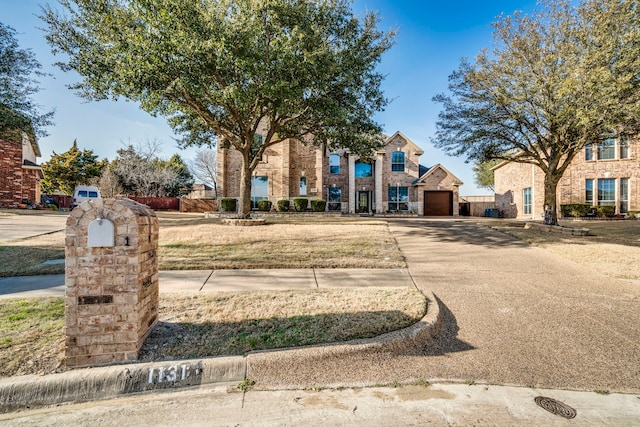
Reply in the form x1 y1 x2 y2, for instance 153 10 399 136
148 364 200 384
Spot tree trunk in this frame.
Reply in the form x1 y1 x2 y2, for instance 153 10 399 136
543 173 561 225
238 159 252 219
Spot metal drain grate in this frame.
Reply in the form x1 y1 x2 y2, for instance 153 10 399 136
535 396 577 419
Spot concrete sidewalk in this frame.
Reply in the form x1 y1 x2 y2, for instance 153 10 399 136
0 268 413 298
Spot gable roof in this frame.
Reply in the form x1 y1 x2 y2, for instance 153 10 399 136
413 163 464 186
378 131 425 156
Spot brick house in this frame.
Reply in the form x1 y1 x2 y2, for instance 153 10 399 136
0 131 43 208
217 131 463 216
494 136 639 219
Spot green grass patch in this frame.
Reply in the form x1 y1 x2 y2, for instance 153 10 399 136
0 297 65 376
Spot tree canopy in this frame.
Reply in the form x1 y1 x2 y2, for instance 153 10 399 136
42 0 395 217
432 0 640 224
0 22 54 139
40 140 107 194
472 159 501 192
112 141 194 197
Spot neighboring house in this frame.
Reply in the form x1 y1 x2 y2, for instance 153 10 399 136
185 183 215 199
217 131 463 216
494 136 639 219
0 131 43 208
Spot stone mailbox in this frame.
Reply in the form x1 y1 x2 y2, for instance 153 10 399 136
65 198 159 368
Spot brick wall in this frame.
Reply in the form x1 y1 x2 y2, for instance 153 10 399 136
494 138 640 218
65 198 159 368
0 139 25 208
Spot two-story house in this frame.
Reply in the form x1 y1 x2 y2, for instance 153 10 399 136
217 131 463 216
494 135 639 218
0 131 44 208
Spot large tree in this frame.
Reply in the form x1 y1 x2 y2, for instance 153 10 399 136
432 0 640 224
40 139 107 194
42 0 395 217
0 22 54 139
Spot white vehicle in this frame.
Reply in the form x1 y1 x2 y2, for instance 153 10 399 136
70 185 101 210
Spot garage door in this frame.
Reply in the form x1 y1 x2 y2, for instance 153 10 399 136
424 191 453 216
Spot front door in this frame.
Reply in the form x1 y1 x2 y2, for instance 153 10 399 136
358 191 369 213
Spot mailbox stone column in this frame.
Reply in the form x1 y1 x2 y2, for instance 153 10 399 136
65 198 159 368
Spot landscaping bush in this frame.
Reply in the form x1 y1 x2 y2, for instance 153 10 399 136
220 198 237 212
293 198 308 212
277 199 290 212
560 204 591 217
310 199 326 212
596 205 615 217
257 200 272 212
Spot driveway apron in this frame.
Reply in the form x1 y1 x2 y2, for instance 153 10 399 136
251 219 640 392
387 219 640 393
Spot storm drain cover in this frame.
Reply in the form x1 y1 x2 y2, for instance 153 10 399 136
535 396 577 419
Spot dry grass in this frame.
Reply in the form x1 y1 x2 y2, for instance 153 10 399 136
159 218 404 269
0 216 404 276
483 219 640 281
0 288 426 377
0 232 65 277
140 287 426 361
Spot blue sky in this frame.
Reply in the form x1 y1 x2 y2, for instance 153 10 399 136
2 0 539 196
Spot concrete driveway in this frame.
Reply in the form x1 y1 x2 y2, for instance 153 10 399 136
0 212 68 242
250 218 640 393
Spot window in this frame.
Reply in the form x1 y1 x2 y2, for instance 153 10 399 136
620 136 630 159
597 138 615 160
585 179 594 205
329 154 340 174
328 187 342 211
585 143 594 161
299 177 307 196
250 176 268 209
355 161 372 177
391 151 405 172
620 178 629 213
388 186 409 211
253 134 263 146
523 187 532 215
598 178 615 206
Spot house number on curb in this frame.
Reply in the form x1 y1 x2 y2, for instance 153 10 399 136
148 364 200 384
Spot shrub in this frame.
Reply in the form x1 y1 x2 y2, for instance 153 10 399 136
310 199 326 212
220 198 237 212
293 198 308 212
257 200 272 212
560 204 591 217
277 199 290 212
596 205 615 217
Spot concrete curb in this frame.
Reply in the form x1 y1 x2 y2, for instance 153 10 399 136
0 291 441 413
245 290 442 388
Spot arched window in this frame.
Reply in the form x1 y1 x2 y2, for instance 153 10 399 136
355 161 372 177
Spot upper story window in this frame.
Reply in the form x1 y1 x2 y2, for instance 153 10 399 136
597 138 616 160
391 151 405 172
585 143 594 161
620 136 630 159
329 153 340 174
355 161 372 178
